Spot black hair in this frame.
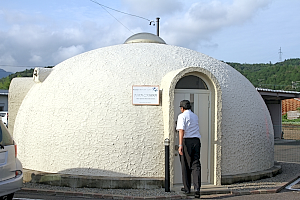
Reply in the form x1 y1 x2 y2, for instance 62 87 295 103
180 100 191 110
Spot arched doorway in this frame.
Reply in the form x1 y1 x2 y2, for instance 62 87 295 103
173 75 211 185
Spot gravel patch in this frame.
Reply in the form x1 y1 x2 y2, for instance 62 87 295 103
22 162 300 197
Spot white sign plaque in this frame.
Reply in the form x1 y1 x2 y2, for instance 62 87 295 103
132 85 159 105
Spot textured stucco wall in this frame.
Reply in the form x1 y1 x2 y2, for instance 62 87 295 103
220 69 274 175
12 43 274 179
8 78 35 135
33 67 54 83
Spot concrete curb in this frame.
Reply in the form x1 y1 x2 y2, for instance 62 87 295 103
23 169 164 189
20 173 300 199
221 163 282 185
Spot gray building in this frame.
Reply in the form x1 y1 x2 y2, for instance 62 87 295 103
257 88 300 139
0 90 8 111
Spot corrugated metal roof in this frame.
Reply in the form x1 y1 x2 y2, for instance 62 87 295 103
0 90 8 95
256 88 300 94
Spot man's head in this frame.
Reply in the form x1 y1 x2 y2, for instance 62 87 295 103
180 100 191 112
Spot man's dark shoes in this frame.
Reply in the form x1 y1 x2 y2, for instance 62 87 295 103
195 190 200 198
181 188 190 194
183 190 190 195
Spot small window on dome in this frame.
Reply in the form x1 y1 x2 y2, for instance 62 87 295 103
175 75 208 89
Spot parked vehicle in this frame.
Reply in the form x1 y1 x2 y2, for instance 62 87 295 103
0 121 23 200
0 112 8 127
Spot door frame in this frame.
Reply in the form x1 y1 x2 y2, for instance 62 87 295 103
161 67 223 186
174 89 211 184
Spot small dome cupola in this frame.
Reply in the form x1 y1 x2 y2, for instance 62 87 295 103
124 32 166 44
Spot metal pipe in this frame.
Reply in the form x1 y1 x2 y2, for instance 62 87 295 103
164 138 170 192
156 17 160 36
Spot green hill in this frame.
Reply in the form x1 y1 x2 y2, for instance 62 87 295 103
0 69 34 89
226 58 300 91
0 67 53 90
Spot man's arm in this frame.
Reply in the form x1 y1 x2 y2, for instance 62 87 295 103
178 129 184 155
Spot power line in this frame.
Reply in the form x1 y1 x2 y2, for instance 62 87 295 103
91 1 134 34
89 0 153 34
89 0 151 22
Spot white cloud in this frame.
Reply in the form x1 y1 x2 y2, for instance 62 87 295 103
0 53 16 65
1 0 290 72
52 45 85 64
0 10 131 72
29 54 42 64
122 0 183 17
162 0 272 49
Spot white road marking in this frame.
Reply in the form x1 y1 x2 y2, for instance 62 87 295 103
285 177 300 191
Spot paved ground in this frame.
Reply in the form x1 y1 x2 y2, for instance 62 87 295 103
14 188 300 199
274 140 300 162
16 139 300 199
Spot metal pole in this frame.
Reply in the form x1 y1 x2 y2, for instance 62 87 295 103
156 17 160 36
164 138 170 192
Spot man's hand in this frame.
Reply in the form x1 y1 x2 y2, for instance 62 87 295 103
178 145 183 155
178 129 184 156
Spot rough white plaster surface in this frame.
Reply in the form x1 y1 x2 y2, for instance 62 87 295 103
12 43 274 178
8 78 35 135
33 67 54 83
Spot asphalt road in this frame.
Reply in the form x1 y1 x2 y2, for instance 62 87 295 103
209 189 300 200
14 192 90 200
13 188 300 200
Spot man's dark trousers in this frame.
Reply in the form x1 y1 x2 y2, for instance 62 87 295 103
180 137 201 192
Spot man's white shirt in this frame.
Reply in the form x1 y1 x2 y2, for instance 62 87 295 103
176 110 201 138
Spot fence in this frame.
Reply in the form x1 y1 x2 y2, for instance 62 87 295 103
281 124 300 140
274 124 300 163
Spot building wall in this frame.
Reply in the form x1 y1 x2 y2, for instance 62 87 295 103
266 102 282 139
220 73 274 175
0 90 8 111
11 43 274 180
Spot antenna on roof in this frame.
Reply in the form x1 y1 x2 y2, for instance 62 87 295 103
156 18 160 36
149 17 160 36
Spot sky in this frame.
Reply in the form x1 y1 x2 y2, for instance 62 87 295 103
0 0 299 73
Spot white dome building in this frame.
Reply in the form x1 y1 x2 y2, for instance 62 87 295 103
9 33 275 187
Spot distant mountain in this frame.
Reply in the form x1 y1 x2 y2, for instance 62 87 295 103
0 69 12 79
0 68 36 90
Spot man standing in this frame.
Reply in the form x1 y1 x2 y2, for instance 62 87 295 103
176 100 201 198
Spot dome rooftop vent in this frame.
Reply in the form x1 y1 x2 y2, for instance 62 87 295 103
124 32 166 44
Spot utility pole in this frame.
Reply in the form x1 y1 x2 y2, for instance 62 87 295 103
278 47 283 62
